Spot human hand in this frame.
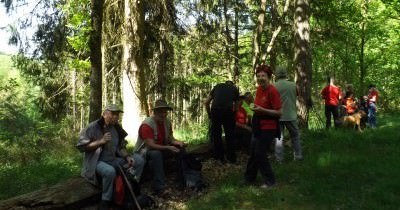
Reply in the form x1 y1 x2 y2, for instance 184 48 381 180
168 145 180 153
101 132 112 145
126 156 134 167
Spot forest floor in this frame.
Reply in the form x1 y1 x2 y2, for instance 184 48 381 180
140 152 249 210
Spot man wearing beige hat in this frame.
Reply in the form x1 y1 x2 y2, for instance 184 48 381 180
77 104 145 210
274 67 303 163
135 99 184 197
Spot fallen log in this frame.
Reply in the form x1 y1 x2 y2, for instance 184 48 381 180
0 143 211 210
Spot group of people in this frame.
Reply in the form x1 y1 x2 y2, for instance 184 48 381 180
80 65 386 209
320 76 379 129
204 65 303 189
77 101 185 210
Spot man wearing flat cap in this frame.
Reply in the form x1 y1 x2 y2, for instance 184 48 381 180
77 104 145 210
135 99 184 196
274 66 303 163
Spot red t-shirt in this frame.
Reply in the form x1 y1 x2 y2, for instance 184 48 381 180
235 106 248 125
368 90 379 104
254 85 282 129
321 85 341 106
139 121 168 145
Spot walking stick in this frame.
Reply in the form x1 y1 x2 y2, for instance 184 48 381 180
117 165 142 210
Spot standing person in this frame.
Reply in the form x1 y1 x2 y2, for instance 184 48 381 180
367 84 379 128
76 104 145 210
135 99 185 196
273 66 303 163
204 81 240 164
320 76 342 129
243 64 281 189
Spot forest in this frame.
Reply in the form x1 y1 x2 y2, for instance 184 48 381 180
0 0 400 209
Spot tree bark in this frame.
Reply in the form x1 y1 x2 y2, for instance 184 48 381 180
359 0 368 94
294 0 312 128
252 0 267 71
88 0 104 122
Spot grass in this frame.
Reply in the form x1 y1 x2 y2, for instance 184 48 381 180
0 112 399 210
184 112 400 210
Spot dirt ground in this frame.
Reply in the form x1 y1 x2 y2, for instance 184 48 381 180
139 152 250 210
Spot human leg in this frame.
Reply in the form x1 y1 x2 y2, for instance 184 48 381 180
256 130 276 186
324 105 332 128
223 110 237 163
130 153 145 181
146 150 165 193
368 103 377 128
244 136 258 182
274 122 285 162
95 161 117 201
211 109 225 162
286 120 302 160
332 105 340 128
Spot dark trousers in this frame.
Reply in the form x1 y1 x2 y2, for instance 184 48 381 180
210 108 236 163
234 127 251 154
244 130 276 185
324 105 339 128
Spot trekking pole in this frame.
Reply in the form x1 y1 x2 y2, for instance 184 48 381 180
117 165 142 210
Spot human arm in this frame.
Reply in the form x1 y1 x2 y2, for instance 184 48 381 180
76 126 111 152
251 104 282 118
144 138 180 153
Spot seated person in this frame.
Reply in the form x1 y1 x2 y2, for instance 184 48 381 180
343 91 358 115
76 104 145 210
234 95 252 152
135 99 184 196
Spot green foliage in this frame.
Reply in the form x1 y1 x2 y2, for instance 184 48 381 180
186 112 400 210
174 122 209 145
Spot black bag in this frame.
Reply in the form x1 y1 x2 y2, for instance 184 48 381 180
178 153 208 192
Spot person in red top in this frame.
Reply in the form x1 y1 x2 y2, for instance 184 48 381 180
343 91 357 115
320 76 342 128
234 96 252 153
135 100 184 196
367 84 379 128
243 64 281 189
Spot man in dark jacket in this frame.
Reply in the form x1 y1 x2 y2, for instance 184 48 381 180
77 104 144 210
205 81 239 164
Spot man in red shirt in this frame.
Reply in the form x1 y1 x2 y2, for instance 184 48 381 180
243 64 281 189
367 84 379 128
321 76 342 128
135 100 184 196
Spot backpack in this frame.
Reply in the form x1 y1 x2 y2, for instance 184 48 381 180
178 153 208 192
114 166 154 210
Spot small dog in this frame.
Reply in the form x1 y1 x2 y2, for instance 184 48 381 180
342 110 367 132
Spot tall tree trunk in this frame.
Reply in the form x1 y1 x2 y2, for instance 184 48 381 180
121 0 147 140
223 0 232 76
294 0 312 128
359 0 368 94
88 0 104 122
252 0 267 71
233 0 239 82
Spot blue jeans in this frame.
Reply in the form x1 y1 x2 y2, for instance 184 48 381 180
96 153 144 201
368 103 377 128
